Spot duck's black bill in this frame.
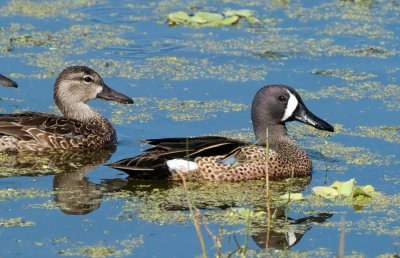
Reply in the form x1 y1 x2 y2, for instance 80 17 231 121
0 74 18 88
294 104 334 132
97 84 133 104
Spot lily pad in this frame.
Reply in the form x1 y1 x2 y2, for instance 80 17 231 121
352 185 374 199
194 12 224 22
223 9 254 18
331 178 355 197
167 10 258 27
313 179 377 204
208 16 239 27
312 186 339 199
280 193 303 201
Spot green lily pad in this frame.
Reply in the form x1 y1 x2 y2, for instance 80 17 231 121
167 10 259 27
223 9 254 18
313 178 377 207
194 12 224 22
206 15 239 27
167 11 193 25
312 186 339 199
246 16 261 25
331 178 355 197
280 193 303 201
352 186 371 198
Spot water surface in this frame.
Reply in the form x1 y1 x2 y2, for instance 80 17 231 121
0 0 399 257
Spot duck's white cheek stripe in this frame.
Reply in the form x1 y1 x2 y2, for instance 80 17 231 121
281 91 299 121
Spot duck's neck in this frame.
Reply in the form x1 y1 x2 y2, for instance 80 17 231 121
58 102 106 124
253 123 288 146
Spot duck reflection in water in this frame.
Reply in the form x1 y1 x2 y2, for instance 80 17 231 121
0 147 118 215
1 149 332 250
250 209 332 250
102 176 332 251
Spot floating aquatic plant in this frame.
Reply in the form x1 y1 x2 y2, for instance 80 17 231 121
312 178 376 200
167 9 260 27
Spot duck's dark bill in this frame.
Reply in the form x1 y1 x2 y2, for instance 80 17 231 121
96 84 133 104
0 74 18 88
295 105 334 132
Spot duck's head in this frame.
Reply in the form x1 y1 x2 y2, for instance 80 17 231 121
251 85 334 136
0 74 18 88
54 66 133 107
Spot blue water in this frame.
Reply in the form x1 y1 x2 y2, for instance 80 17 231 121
1 0 399 257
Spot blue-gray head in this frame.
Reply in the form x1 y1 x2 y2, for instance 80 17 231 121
251 85 334 142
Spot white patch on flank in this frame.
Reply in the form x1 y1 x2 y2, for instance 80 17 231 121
167 159 199 174
287 230 297 247
281 90 299 121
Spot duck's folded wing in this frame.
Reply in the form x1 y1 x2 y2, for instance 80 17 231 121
106 136 246 177
143 136 244 156
0 112 90 141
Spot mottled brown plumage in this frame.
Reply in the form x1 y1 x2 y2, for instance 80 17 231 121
107 85 334 181
0 66 133 152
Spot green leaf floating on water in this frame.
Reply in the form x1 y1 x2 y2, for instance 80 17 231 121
224 9 261 24
228 208 265 218
195 11 224 22
223 9 254 17
331 178 355 197
353 185 375 199
312 186 339 199
167 9 259 27
312 179 377 201
280 193 303 201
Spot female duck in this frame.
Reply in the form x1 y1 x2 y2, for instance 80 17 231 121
107 85 334 181
0 66 133 152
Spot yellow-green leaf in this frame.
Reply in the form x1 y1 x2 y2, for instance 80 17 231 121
362 185 375 193
331 178 355 197
167 11 192 25
312 186 339 199
352 186 372 199
193 12 224 23
219 15 240 25
224 9 254 17
246 16 261 25
280 193 303 201
206 15 239 27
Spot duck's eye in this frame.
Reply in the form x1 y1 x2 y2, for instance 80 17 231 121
278 95 287 102
83 76 93 83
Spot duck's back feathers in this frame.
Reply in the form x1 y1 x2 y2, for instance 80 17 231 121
106 136 246 179
0 112 113 151
143 136 245 156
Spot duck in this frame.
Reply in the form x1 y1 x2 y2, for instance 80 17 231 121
106 85 334 181
0 74 18 88
0 66 133 152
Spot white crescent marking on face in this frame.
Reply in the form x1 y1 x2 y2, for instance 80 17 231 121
281 90 299 121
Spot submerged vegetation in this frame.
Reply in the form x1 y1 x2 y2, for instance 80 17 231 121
0 0 399 257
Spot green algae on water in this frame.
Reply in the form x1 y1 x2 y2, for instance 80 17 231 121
58 237 143 257
1 0 98 19
0 217 35 227
109 97 247 124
